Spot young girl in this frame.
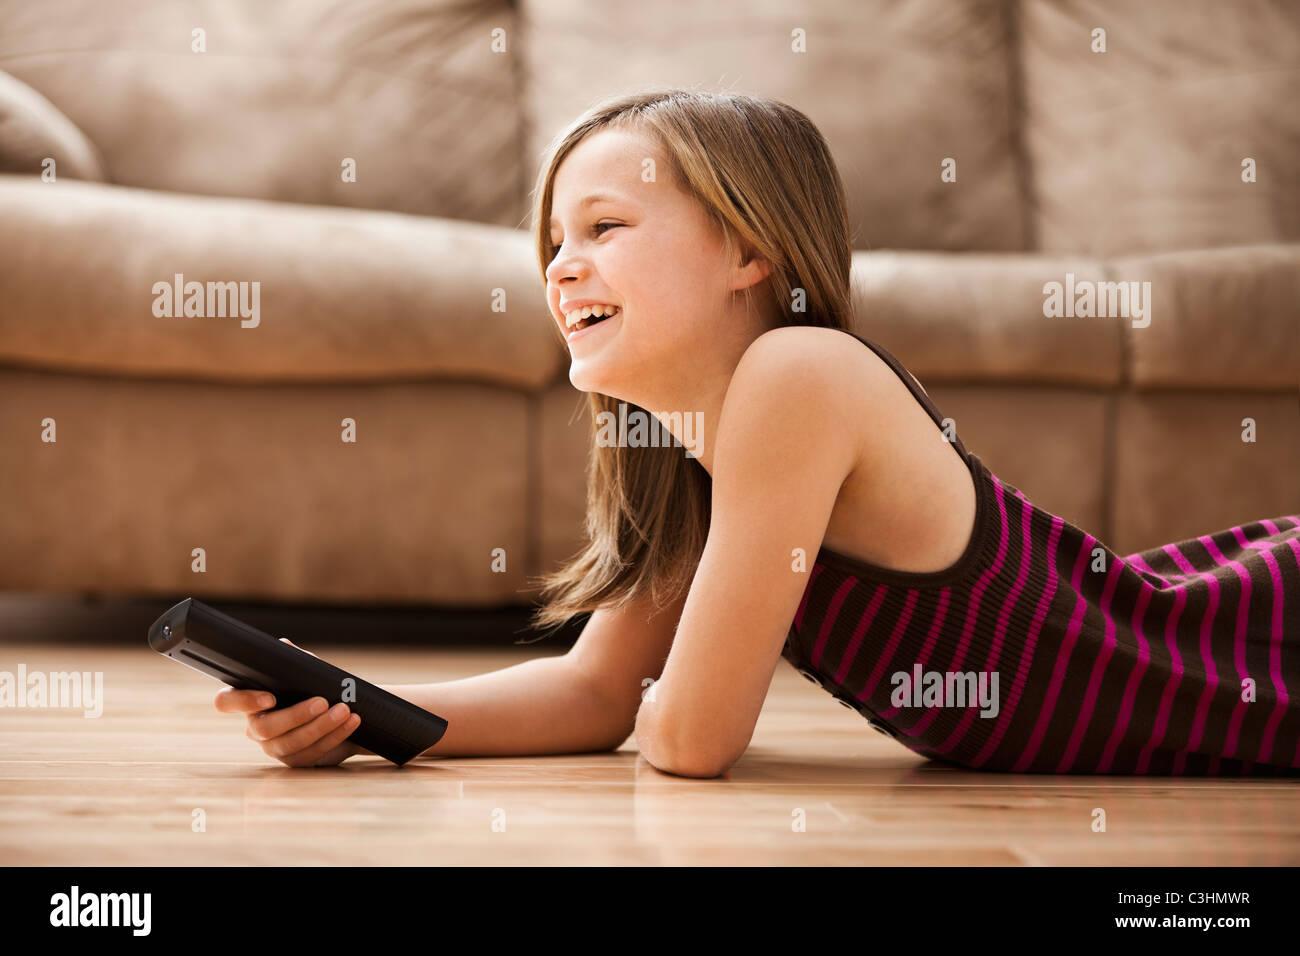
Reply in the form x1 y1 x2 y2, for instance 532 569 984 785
218 88 1300 776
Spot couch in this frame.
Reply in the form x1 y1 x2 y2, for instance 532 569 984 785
0 0 1295 608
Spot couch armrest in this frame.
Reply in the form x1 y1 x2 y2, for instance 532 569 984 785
0 176 566 389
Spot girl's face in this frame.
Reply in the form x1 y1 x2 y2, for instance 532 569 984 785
546 127 758 398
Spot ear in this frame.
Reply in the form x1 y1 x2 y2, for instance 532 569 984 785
730 247 773 293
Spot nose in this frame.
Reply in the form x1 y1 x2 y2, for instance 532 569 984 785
545 241 584 286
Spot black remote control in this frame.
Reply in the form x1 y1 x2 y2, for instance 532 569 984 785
148 597 449 765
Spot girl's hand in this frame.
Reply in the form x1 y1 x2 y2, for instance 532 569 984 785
213 638 364 767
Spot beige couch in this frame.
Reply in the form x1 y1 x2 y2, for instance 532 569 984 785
0 0 1296 608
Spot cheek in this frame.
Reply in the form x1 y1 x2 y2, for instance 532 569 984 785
616 236 690 300
606 233 714 331
663 235 722 295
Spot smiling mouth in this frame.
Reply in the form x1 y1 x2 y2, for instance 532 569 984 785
568 307 621 332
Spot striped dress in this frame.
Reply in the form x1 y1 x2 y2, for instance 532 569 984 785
782 328 1300 775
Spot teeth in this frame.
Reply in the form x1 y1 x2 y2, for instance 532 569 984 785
564 303 619 329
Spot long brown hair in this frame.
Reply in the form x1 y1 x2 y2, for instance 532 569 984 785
525 87 855 637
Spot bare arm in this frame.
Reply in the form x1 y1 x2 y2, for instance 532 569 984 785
222 585 688 766
384 584 690 759
382 653 623 758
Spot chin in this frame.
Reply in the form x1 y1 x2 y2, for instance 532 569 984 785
568 362 615 395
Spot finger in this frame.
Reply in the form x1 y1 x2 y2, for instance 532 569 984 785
246 696 331 741
215 687 276 714
283 713 363 768
261 703 356 760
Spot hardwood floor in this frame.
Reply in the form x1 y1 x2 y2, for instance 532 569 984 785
2 641 1298 866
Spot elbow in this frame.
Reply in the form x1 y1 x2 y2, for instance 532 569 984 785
656 750 733 778
644 716 740 778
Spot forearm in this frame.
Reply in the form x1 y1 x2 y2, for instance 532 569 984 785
379 653 628 758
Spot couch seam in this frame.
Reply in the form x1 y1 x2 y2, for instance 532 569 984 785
1004 0 1038 252
1102 257 1125 548
510 0 536 233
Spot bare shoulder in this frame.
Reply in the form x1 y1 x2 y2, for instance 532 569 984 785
714 326 882 499
730 325 886 429
739 324 861 367
746 324 937 404
733 325 873 398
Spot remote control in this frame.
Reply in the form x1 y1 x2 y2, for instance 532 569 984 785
148 597 449 765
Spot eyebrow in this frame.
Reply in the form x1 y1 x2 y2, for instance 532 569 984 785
549 192 626 228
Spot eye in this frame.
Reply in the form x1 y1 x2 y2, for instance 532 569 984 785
547 222 621 261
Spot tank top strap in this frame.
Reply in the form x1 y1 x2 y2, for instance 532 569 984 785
830 326 972 462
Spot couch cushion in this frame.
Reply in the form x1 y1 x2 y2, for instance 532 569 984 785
1114 392 1300 552
0 68 105 181
0 176 566 388
929 384 1109 539
0 367 535 604
1022 0 1300 255
0 0 522 224
1115 245 1299 391
520 0 1027 252
850 250 1121 385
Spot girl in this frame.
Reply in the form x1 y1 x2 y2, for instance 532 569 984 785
218 88 1300 776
